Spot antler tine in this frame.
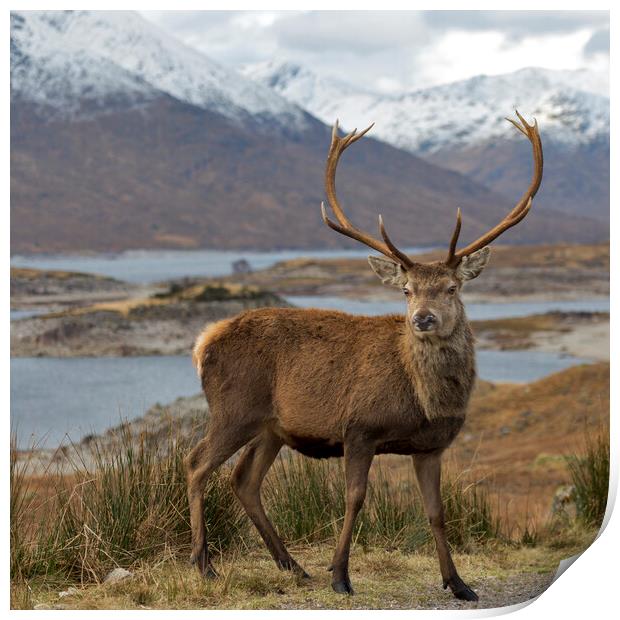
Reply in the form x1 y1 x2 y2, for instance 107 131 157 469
505 111 529 137
322 121 414 269
343 123 375 148
445 208 462 265
446 111 543 266
321 202 404 260
379 215 415 269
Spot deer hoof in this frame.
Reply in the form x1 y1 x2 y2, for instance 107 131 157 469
202 564 218 579
278 558 310 579
332 577 354 595
444 576 478 602
454 585 478 602
190 544 218 579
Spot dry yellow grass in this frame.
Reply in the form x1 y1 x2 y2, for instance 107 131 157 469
151 233 201 248
42 296 170 318
11 538 596 610
10 267 106 281
42 282 271 319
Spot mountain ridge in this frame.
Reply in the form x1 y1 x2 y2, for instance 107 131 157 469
242 60 609 151
243 60 609 222
10 11 609 254
11 10 310 132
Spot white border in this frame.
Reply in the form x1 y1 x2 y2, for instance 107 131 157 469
4 2 615 618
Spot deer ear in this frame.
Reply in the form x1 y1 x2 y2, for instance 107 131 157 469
368 256 408 287
456 247 491 281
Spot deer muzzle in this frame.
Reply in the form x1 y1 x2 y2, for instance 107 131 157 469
412 310 437 332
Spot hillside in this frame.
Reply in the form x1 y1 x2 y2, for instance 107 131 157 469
427 136 610 222
245 62 610 222
10 11 608 253
453 362 609 524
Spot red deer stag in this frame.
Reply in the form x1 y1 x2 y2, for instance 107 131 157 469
186 111 543 600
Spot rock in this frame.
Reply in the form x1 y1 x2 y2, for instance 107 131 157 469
232 259 252 274
103 567 133 584
58 586 79 598
551 484 576 517
515 412 532 431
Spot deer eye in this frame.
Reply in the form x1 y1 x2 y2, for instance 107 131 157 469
447 285 457 295
403 288 411 296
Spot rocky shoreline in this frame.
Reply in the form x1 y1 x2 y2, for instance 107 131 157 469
13 392 210 474
10 260 610 359
11 304 610 361
211 243 610 301
11 276 291 357
472 311 609 361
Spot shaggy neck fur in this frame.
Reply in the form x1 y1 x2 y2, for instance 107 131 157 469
399 312 475 421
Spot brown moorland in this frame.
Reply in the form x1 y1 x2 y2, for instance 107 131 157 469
11 363 608 610
218 242 609 300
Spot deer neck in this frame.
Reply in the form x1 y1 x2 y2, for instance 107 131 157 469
399 317 475 421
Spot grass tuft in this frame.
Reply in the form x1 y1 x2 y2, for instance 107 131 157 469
265 452 500 552
442 473 502 549
265 454 345 544
565 432 609 528
11 425 245 583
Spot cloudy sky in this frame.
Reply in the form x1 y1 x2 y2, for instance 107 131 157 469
141 10 609 94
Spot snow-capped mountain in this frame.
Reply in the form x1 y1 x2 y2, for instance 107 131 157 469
11 11 309 130
242 61 380 130
243 61 609 154
244 61 610 222
11 12 608 253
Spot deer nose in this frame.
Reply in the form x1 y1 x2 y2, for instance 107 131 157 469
413 311 437 331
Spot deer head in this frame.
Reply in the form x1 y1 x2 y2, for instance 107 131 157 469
321 112 543 339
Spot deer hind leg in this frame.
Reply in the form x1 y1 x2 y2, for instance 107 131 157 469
185 420 257 577
412 451 479 602
231 431 309 578
330 438 375 595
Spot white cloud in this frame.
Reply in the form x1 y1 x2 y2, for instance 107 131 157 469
421 10 609 38
413 28 600 90
271 11 431 53
140 10 609 93
584 28 610 56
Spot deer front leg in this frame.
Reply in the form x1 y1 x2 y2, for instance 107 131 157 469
330 439 375 595
412 452 479 602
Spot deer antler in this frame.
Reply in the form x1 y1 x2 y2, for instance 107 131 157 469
445 110 543 266
321 121 415 270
